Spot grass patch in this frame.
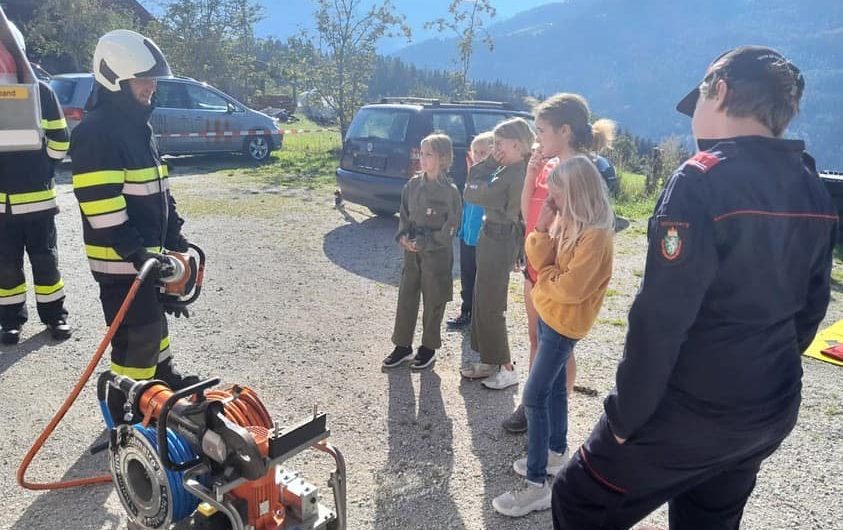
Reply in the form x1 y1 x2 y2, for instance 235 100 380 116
599 318 627 328
246 128 341 189
614 171 657 220
605 288 620 298
171 188 311 218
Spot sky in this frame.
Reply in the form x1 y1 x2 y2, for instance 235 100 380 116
143 1 559 51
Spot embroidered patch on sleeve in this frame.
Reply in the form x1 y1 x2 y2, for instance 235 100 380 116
656 219 690 264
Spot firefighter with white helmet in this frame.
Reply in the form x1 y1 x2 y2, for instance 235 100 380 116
70 30 197 421
0 22 71 344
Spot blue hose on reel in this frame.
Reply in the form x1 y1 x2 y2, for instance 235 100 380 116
132 424 200 522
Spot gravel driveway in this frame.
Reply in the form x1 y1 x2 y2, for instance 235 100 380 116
0 165 840 530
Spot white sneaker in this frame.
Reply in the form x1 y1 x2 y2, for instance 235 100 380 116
513 450 569 478
492 479 551 517
460 362 497 379
482 366 518 389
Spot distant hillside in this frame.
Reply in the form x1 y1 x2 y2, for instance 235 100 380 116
394 0 843 168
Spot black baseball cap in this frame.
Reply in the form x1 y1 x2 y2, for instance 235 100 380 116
676 45 804 117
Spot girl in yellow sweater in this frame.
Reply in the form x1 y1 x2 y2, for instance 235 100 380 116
492 155 614 517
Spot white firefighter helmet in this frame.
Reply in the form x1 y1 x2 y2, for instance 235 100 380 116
92 29 172 92
8 21 25 52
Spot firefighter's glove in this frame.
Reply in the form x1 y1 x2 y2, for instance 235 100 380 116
162 297 190 319
168 234 190 253
131 250 168 280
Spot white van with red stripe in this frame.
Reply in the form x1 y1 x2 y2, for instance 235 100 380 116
50 74 282 162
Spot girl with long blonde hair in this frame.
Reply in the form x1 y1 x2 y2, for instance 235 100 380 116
492 155 614 516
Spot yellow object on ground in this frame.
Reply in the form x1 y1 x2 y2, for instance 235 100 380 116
804 320 843 366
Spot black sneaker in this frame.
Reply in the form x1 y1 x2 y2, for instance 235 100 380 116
1 326 21 345
503 404 528 434
410 346 436 370
446 311 471 330
48 319 72 341
383 346 414 368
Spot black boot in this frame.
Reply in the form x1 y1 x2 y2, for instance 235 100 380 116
446 311 471 330
1 325 21 345
48 319 72 340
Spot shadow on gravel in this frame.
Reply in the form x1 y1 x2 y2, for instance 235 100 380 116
324 206 462 287
458 333 548 529
9 431 118 530
0 329 53 378
374 369 468 530
323 214 403 286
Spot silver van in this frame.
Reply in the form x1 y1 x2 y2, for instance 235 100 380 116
49 74 282 162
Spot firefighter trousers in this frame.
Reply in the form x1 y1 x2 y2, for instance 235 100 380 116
99 279 195 423
0 214 67 328
552 397 799 530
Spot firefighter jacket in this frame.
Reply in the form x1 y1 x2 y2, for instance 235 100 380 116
70 86 184 282
604 137 838 441
0 81 69 217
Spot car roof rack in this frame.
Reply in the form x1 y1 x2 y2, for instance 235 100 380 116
450 100 512 109
379 97 441 106
375 97 518 111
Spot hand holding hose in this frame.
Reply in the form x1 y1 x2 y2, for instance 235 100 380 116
130 249 170 281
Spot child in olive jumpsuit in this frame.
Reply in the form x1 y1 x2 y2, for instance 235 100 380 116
383 134 462 370
460 118 535 389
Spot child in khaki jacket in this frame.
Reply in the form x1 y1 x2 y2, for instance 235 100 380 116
383 134 462 370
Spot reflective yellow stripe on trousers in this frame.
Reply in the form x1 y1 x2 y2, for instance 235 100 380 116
110 363 156 379
8 189 58 215
0 282 27 305
35 280 65 303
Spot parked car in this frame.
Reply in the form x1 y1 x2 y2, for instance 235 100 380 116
31 62 50 81
819 171 843 244
336 98 532 217
48 74 282 162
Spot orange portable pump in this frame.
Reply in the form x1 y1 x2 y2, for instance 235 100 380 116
16 253 346 530
106 375 347 530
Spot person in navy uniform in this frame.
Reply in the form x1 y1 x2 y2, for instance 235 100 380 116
552 46 838 530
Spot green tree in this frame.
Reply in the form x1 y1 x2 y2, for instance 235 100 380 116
425 0 496 99
25 0 137 72
148 0 264 101
311 0 411 136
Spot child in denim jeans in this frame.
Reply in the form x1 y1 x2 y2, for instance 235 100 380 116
492 156 614 517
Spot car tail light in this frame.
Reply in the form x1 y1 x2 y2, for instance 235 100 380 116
64 107 84 123
408 147 421 176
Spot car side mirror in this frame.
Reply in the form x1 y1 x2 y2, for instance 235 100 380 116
226 102 236 113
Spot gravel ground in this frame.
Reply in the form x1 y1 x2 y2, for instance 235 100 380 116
0 163 840 530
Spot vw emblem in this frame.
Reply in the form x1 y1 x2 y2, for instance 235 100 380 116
366 142 373 152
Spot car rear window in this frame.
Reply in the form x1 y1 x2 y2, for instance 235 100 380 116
432 112 468 146
472 113 514 135
347 108 411 142
49 79 78 105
